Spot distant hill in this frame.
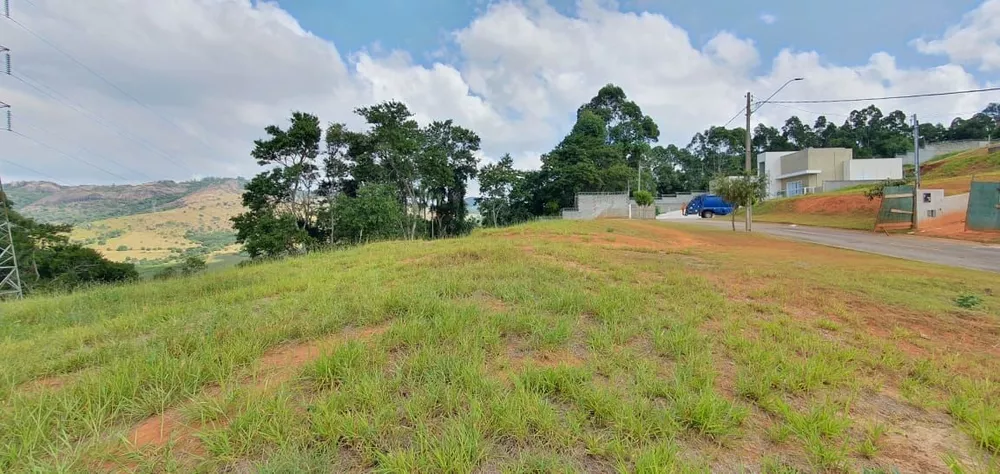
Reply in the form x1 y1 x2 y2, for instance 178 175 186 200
6 177 247 224
6 177 248 269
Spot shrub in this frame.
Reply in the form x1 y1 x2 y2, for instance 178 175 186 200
955 293 982 309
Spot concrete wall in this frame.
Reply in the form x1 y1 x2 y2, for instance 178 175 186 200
915 189 946 223
896 140 991 166
808 148 854 182
942 193 970 215
757 151 795 198
561 193 657 220
843 158 903 180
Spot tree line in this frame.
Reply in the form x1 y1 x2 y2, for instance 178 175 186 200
232 103 481 258
234 85 1000 252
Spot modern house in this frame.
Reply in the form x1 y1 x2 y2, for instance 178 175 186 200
757 151 796 198
759 148 903 198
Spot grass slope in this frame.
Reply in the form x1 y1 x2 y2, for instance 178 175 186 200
751 192 879 231
1 220 998 472
921 148 1000 180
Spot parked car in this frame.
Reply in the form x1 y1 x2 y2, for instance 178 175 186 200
683 194 734 218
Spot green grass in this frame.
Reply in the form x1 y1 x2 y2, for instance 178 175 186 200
750 212 875 230
0 220 998 472
922 150 1000 180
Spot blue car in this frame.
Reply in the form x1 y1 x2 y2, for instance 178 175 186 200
684 194 734 218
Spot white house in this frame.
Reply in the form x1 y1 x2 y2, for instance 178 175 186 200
843 158 903 181
756 151 795 198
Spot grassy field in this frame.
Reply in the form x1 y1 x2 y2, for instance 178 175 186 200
1 220 998 472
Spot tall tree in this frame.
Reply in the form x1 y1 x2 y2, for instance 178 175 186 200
419 120 481 237
477 154 523 227
233 112 323 258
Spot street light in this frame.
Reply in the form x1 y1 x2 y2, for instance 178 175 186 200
751 77 805 115
744 77 804 231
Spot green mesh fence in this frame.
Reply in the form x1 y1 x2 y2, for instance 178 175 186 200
966 180 1000 231
874 185 914 231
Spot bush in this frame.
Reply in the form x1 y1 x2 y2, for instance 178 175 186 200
180 256 207 276
116 245 129 251
955 293 982 309
634 190 654 207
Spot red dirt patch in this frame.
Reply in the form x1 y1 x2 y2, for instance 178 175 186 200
255 323 390 389
130 409 188 449
792 194 880 216
124 323 391 458
919 212 1000 243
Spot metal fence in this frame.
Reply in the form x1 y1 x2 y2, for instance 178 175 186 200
874 185 914 231
965 179 1000 232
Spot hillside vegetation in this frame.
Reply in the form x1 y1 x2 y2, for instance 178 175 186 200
7 178 245 224
5 178 247 270
71 182 243 265
1 220 998 472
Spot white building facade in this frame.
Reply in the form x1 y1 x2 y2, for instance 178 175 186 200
756 151 796 198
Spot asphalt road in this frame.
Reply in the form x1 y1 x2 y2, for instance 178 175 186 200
662 217 1000 273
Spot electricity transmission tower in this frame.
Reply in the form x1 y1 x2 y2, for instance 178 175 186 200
0 41 23 299
0 164 24 300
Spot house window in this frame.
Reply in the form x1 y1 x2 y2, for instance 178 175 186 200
923 193 932 203
786 180 803 197
759 162 766 177
927 209 937 218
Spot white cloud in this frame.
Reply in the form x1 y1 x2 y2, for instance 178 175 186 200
759 13 777 25
0 0 995 190
913 0 1000 71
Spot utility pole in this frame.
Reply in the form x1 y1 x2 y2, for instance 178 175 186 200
745 92 753 232
912 114 920 231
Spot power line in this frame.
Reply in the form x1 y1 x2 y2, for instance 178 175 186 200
768 86 1000 105
0 157 61 183
722 104 747 128
6 14 232 163
14 119 153 181
7 129 131 182
8 70 197 175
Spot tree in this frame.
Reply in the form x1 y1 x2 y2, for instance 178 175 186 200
328 184 407 244
633 190 654 207
477 154 523 227
179 256 207 276
782 116 816 149
32 244 137 290
1 191 135 294
233 112 324 258
710 173 767 232
419 120 481 237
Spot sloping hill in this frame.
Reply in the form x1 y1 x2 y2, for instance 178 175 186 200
921 147 1000 180
1 220 997 472
71 181 244 264
6 177 245 224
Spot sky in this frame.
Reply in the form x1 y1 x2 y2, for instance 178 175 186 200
1 0 999 191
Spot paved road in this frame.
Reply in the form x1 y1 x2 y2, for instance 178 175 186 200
661 217 1000 273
